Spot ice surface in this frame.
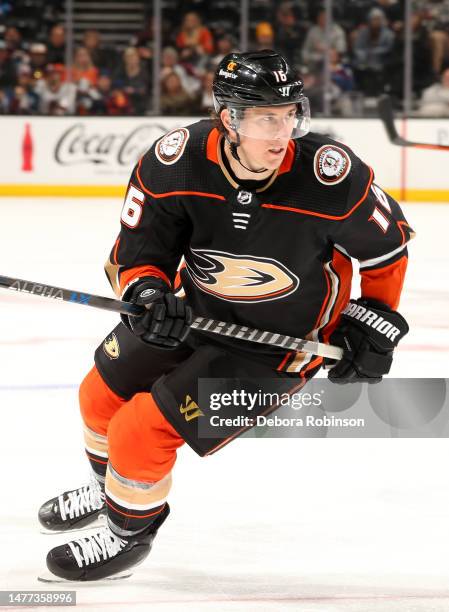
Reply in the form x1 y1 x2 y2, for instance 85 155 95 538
0 198 448 611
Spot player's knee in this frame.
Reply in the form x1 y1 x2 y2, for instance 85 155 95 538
108 393 182 482
79 365 125 436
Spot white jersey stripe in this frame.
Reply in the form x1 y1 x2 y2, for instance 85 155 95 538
359 243 407 269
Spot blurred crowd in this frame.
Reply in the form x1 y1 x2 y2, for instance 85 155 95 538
1 0 449 117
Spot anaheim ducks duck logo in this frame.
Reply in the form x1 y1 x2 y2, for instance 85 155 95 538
103 333 120 360
185 249 299 303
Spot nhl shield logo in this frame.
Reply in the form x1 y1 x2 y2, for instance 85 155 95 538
236 190 253 205
103 333 120 360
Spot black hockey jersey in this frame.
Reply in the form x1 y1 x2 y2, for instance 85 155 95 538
105 120 414 375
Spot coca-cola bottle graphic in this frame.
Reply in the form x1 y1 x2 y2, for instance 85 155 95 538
22 123 33 172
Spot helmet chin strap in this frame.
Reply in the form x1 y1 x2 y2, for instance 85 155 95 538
225 133 268 175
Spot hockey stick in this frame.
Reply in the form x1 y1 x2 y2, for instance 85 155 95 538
378 95 449 151
0 274 343 360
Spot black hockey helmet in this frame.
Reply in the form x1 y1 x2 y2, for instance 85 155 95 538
214 50 305 108
213 50 310 139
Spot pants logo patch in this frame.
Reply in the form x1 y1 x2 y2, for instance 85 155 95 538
103 333 120 360
179 395 204 421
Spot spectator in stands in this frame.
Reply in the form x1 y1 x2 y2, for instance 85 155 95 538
374 0 404 25
4 26 22 54
274 1 304 66
0 89 9 113
198 68 215 113
352 7 395 96
0 39 16 88
131 15 159 61
385 10 433 99
47 24 65 64
75 77 102 115
253 22 275 51
160 70 199 115
8 64 39 114
161 46 201 96
113 46 149 115
83 29 117 73
301 48 355 117
72 47 99 87
419 67 449 116
0 2 12 20
414 1 449 74
330 47 354 93
36 63 76 115
341 0 379 31
426 4 449 76
302 8 347 72
175 11 214 70
90 73 131 116
210 34 237 67
430 29 449 76
28 43 48 82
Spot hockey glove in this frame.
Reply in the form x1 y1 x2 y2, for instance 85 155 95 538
327 298 409 384
121 277 192 349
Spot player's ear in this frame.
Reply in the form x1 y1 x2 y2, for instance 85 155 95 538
220 108 237 141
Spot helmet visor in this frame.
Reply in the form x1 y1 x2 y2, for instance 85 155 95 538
227 96 310 140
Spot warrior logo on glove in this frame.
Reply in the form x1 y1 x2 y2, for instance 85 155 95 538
328 298 409 384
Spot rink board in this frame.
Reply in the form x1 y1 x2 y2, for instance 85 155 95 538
0 116 448 201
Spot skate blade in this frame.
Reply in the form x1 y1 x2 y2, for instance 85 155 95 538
39 514 107 535
37 570 132 583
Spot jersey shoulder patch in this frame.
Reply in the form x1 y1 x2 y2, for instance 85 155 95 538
155 127 190 165
313 144 352 186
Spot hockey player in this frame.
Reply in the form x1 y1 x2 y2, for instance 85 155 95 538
38 50 412 581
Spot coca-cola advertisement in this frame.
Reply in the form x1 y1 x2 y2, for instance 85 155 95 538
53 122 176 171
3 115 446 196
9 117 194 191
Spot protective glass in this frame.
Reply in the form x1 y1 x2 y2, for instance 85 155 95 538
228 97 311 140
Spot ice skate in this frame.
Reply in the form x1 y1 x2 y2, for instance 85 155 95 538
40 504 169 582
38 475 106 534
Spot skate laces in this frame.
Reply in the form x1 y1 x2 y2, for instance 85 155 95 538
68 528 127 568
59 477 105 521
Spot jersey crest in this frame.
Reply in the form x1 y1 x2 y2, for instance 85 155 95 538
155 128 190 165
314 144 352 185
185 249 300 303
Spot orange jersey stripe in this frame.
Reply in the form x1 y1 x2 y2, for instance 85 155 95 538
112 237 120 265
360 255 408 310
278 140 296 175
300 356 323 378
119 264 171 295
206 127 220 164
319 249 353 343
277 351 293 371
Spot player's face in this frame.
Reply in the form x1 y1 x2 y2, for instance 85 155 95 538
238 105 297 169
223 104 297 171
